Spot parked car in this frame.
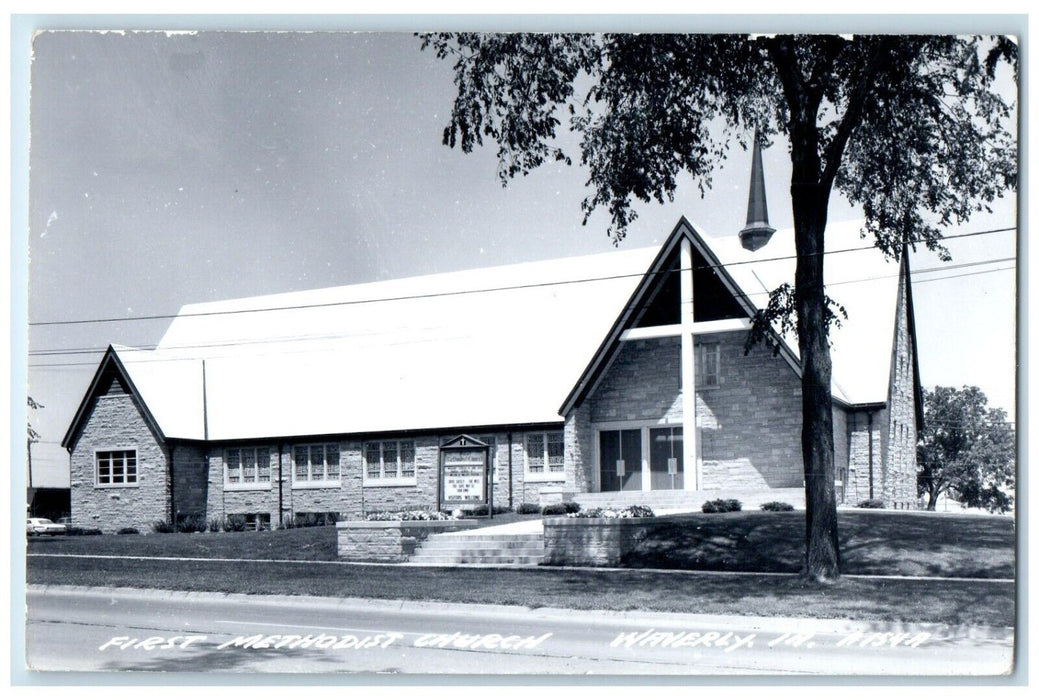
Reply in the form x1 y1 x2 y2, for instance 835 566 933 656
27 517 66 536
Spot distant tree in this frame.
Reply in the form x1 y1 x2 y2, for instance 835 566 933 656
28 396 43 489
917 386 1015 513
421 33 1017 581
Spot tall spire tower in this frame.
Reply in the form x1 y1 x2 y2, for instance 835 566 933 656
739 130 775 252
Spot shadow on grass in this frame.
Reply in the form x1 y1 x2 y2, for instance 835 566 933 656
619 511 1014 579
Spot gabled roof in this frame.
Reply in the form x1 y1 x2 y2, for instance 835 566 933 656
73 217 910 444
61 345 177 449
127 246 659 441
562 217 907 415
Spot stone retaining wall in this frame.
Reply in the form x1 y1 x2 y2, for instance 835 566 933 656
336 519 479 562
542 515 660 566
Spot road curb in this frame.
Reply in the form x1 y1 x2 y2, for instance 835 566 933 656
27 583 1015 642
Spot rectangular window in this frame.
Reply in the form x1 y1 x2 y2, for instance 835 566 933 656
696 343 721 387
363 440 417 485
96 450 137 486
292 444 341 484
525 431 565 481
224 447 271 488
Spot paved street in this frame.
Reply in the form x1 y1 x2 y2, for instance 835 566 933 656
25 585 1013 676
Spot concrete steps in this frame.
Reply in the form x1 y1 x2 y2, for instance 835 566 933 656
406 532 544 566
572 487 805 512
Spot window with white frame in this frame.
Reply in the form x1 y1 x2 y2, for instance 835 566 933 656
292 443 341 484
96 449 138 486
364 440 416 483
525 431 565 479
696 342 721 387
224 447 271 487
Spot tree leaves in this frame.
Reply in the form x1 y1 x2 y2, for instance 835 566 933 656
917 386 1015 513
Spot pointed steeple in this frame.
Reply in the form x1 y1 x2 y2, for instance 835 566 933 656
739 130 775 252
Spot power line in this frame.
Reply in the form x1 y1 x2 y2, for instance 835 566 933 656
26 257 1016 365
28 226 1015 329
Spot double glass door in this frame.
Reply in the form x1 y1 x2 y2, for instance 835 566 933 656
598 426 684 492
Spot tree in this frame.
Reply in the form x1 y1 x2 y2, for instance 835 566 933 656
917 386 1015 513
420 33 1017 581
28 396 44 490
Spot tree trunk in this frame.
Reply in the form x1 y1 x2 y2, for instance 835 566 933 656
791 178 841 582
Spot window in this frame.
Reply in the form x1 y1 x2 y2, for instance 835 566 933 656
228 513 271 531
525 431 565 481
364 440 416 484
292 444 341 485
96 450 137 486
696 343 721 387
224 447 271 488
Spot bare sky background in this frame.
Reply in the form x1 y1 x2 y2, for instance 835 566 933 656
25 30 1018 487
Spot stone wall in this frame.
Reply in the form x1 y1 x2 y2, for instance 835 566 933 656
572 331 804 491
542 515 657 566
69 394 169 533
336 519 478 562
883 268 920 509
845 407 886 505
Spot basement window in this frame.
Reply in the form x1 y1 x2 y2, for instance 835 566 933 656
95 449 138 487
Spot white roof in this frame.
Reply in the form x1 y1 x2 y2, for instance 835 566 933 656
130 247 659 441
697 219 901 405
111 219 904 442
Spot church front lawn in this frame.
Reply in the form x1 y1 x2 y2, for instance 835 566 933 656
27 510 1014 579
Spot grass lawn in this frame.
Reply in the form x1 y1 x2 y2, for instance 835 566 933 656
28 510 1014 578
620 510 1015 579
26 510 1015 626
27 555 1014 626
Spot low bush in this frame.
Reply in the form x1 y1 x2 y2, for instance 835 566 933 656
208 518 222 533
365 510 455 522
540 503 569 516
176 514 208 533
116 527 140 535
760 501 795 512
224 515 248 532
151 520 176 534
516 503 541 514
65 526 103 536
857 499 886 509
570 505 655 519
702 498 743 513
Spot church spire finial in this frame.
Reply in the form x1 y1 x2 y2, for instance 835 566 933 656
739 129 776 252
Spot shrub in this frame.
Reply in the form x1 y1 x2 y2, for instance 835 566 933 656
760 501 795 512
293 512 338 527
702 498 743 513
65 526 103 536
225 515 248 532
516 503 541 514
116 527 140 535
364 510 455 522
857 499 886 509
176 514 208 533
208 518 222 533
570 505 655 519
540 503 569 516
152 520 176 534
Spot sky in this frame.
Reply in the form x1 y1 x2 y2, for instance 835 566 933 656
22 30 1019 488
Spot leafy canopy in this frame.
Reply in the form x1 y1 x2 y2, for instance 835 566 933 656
917 386 1015 513
421 33 1016 258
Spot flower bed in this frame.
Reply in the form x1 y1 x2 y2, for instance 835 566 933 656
337 518 478 562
